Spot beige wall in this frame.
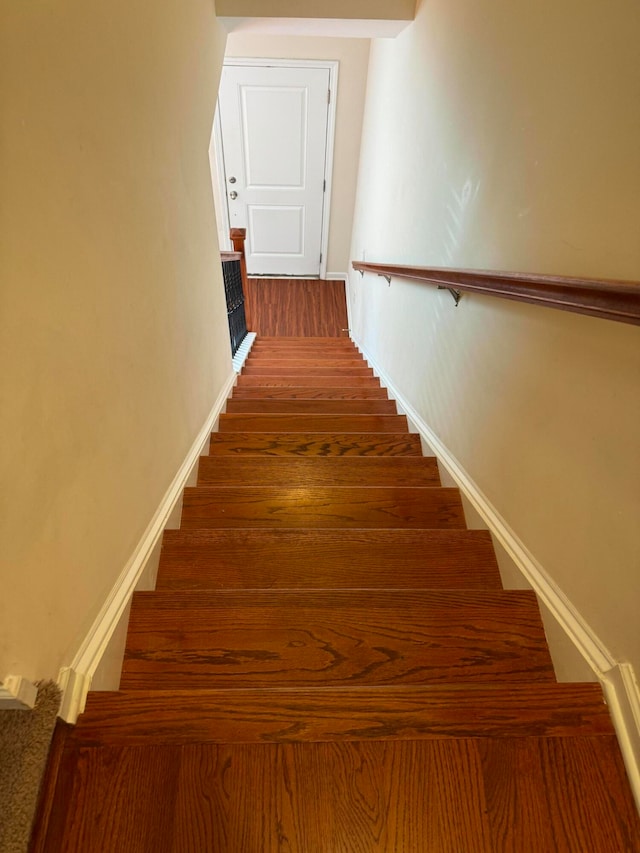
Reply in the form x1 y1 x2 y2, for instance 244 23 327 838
224 34 371 274
0 1 231 681
348 0 640 672
217 0 415 20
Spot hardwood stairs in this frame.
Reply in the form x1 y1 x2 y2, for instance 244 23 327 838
36 336 640 851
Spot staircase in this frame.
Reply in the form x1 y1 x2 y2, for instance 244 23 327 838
39 337 640 851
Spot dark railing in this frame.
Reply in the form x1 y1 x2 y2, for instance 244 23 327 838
221 250 247 356
352 261 640 326
221 229 250 356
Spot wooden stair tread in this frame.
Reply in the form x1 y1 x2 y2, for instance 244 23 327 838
197 456 440 487
121 589 554 689
231 386 390 400
225 398 397 414
180 485 465 529
51 736 640 853
156 528 502 590
208 432 423 456
218 413 409 432
72 683 610 745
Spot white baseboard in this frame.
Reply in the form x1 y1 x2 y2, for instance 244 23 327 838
0 675 38 710
57 369 237 723
325 272 348 281
355 337 640 811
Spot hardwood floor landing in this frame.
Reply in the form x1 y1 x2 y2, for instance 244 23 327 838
245 278 349 337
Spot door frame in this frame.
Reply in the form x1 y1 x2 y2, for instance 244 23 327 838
214 57 339 280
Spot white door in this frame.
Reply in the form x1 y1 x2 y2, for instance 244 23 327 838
218 64 331 277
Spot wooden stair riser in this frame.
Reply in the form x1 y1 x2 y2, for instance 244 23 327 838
231 387 390 400
218 414 409 433
121 590 554 689
248 349 360 359
72 683 612 745
255 337 356 342
248 354 362 363
251 340 357 347
251 338 356 346
236 376 381 388
242 366 374 377
208 433 424 456
156 529 502 591
225 399 397 414
249 347 360 357
197 457 440 488
180 486 465 529
246 359 368 369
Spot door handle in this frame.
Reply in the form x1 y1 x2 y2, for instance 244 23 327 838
229 191 238 200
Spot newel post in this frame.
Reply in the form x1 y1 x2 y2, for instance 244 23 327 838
230 228 252 330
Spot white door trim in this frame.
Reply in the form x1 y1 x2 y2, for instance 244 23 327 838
215 57 339 280
211 107 232 252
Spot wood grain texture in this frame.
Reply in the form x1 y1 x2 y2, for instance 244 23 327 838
121 590 554 689
236 374 381 387
249 349 359 359
196 456 440 487
255 336 354 342
246 357 367 368
38 736 640 852
231 386 389 400
225 398 397 414
29 722 73 853
40 745 181 853
180 486 465 529
35 331 640 850
242 365 374 377
245 278 349 337
208 432 423 456
41 741 495 852
352 261 640 326
172 740 495 852
479 736 640 851
250 343 357 353
156 528 502 590
71 684 613 746
218 413 408 433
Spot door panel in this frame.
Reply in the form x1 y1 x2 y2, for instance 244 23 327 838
218 65 330 277
249 206 304 255
242 87 306 187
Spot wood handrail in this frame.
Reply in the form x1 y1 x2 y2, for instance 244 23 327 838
351 261 640 326
221 251 242 262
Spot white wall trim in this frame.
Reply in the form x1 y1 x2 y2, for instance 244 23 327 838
57 370 237 723
216 57 339 280
210 106 232 252
355 337 640 810
325 272 348 281
0 675 38 710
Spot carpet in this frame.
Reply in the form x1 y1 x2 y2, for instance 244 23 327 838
0 681 61 853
